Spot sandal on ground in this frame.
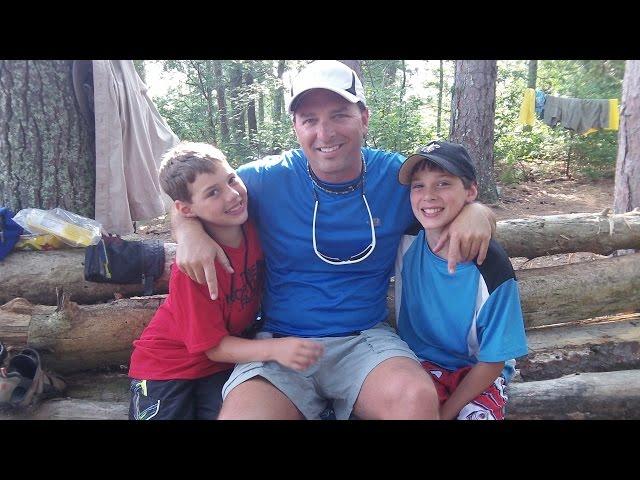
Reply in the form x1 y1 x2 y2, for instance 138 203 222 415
0 348 66 409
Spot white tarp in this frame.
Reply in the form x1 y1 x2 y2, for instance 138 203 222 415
92 60 178 235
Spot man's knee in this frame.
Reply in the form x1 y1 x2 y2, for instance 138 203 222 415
381 373 439 416
357 358 440 419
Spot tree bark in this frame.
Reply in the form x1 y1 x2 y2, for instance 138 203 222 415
507 370 640 420
0 295 163 373
449 60 499 203
0 243 176 305
494 210 640 258
517 315 640 381
614 60 640 215
517 252 640 327
0 60 95 217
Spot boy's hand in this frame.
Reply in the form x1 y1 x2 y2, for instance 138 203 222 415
433 202 494 274
271 338 324 372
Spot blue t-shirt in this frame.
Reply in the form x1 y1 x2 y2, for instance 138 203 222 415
396 231 528 379
237 147 415 336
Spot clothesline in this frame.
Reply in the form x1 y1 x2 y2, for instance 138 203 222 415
518 88 619 135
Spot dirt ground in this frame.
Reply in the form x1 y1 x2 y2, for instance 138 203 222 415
135 177 616 270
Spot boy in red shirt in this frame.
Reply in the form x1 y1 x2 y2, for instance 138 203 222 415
128 142 323 420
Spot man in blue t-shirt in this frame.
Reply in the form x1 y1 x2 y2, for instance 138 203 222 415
174 61 496 420
395 141 528 420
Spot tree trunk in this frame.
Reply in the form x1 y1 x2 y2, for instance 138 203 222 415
614 60 640 215
494 210 640 258
383 60 399 87
437 60 444 137
0 60 95 217
245 67 257 146
449 60 499 203
228 62 245 141
272 60 286 121
0 243 176 305
213 60 230 143
193 60 216 143
527 60 538 89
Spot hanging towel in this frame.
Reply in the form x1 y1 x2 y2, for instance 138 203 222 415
518 88 536 126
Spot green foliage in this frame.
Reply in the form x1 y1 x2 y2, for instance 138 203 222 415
362 60 428 155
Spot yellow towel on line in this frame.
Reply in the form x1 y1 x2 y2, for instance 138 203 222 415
518 88 536 126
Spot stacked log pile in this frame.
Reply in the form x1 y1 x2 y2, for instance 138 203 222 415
1 210 639 420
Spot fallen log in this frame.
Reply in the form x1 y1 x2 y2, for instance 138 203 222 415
2 211 639 306
494 209 640 259
506 370 640 420
517 252 640 327
0 243 176 305
517 314 640 381
0 294 163 373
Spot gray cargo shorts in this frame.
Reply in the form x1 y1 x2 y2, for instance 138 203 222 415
221 321 419 420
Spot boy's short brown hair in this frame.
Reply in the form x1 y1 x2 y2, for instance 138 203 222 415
159 142 227 202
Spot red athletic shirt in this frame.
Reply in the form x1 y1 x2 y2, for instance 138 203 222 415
128 221 264 380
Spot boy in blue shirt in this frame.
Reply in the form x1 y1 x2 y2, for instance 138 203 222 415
395 141 528 420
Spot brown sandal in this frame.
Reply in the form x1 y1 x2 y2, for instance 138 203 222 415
0 348 66 409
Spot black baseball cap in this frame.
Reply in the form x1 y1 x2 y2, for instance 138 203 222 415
398 140 477 185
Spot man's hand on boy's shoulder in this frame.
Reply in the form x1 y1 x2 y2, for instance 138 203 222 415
433 202 493 274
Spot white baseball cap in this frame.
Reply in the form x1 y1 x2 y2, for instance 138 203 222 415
286 60 367 113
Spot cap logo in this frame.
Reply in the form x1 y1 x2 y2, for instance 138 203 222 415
421 143 441 154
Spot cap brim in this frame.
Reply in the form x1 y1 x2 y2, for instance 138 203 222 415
398 154 426 185
287 86 361 113
398 152 468 185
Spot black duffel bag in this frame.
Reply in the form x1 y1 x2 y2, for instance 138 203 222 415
84 235 165 295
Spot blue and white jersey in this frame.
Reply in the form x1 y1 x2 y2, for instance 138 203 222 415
238 147 415 337
395 229 528 380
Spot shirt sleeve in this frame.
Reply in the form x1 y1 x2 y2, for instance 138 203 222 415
476 278 529 363
170 266 228 355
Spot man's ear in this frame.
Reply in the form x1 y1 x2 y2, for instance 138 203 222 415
175 199 197 218
466 182 479 203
